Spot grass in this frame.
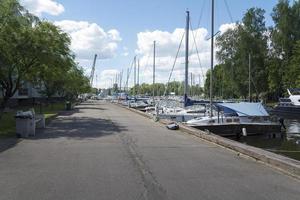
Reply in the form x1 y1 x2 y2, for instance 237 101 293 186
0 112 16 138
0 102 66 138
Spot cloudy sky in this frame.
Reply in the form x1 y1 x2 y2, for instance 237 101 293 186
21 0 278 88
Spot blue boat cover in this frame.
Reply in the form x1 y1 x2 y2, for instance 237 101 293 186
216 102 269 116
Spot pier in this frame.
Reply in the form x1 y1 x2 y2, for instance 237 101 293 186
0 101 299 200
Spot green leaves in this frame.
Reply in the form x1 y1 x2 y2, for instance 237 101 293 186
285 41 300 89
214 7 268 99
0 0 90 111
211 2 300 101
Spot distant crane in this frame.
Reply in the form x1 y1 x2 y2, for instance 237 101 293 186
89 54 98 87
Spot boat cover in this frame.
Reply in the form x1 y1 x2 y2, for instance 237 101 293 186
216 102 269 116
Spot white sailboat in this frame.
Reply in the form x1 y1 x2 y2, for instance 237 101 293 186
186 102 281 136
185 0 282 136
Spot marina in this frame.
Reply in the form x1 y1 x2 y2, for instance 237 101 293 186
101 1 300 164
111 95 300 162
1 0 300 199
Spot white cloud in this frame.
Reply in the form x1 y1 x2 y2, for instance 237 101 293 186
99 69 120 88
54 20 122 60
122 52 129 57
219 23 237 34
135 27 214 86
21 0 64 16
132 24 234 87
122 47 129 56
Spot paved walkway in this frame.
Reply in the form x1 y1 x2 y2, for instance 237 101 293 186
0 101 299 200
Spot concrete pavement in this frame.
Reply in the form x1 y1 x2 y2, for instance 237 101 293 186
0 101 299 200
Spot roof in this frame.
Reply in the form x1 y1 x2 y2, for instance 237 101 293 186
216 102 269 117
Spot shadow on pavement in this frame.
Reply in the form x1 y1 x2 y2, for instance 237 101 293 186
75 106 107 111
33 116 127 140
0 138 20 153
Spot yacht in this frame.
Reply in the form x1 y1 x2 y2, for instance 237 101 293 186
272 89 300 118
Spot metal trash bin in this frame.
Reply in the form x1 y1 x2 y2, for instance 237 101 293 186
15 111 35 138
65 101 71 110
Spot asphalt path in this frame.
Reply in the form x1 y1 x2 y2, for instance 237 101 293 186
0 101 299 200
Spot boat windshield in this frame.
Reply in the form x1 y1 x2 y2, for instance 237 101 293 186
289 88 300 95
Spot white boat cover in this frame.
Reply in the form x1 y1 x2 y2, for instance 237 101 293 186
216 102 269 117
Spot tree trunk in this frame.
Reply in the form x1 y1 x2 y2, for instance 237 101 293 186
0 96 9 120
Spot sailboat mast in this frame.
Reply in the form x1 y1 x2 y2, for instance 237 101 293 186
184 10 190 107
248 54 251 102
210 0 214 117
134 56 136 96
126 68 129 92
137 59 140 86
153 41 156 103
120 70 123 92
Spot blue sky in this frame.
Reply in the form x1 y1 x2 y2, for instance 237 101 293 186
21 0 279 88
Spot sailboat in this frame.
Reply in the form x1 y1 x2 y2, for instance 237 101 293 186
185 0 282 136
156 10 206 122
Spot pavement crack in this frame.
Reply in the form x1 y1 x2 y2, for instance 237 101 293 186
118 133 168 200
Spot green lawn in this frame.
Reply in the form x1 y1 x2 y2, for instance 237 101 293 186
0 112 16 137
0 102 65 138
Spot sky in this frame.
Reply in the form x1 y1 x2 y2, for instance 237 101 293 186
20 0 279 88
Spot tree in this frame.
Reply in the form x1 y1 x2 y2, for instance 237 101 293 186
0 0 92 120
268 0 293 97
268 0 300 97
285 41 300 88
30 22 74 101
62 66 91 101
0 0 39 113
212 7 268 100
238 8 269 99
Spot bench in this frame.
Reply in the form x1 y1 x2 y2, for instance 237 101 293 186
35 114 45 129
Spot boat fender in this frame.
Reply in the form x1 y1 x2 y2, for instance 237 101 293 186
166 122 179 130
242 128 247 137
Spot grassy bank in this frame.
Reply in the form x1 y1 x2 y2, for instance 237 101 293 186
0 102 65 138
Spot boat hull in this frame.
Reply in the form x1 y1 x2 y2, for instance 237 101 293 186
159 114 204 122
271 106 300 118
189 123 282 137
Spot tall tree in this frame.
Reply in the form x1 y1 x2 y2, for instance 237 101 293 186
285 41 300 88
31 22 74 101
213 8 268 100
268 0 293 97
0 0 39 113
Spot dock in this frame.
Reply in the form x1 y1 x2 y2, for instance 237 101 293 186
0 101 299 200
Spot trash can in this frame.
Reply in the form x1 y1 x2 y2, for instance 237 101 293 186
15 111 35 138
65 101 72 110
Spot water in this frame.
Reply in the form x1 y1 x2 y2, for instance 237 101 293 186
233 118 300 161
160 98 300 161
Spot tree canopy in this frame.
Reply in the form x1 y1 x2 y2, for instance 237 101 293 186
0 0 91 115
206 1 300 101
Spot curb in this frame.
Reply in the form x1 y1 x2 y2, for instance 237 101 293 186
115 103 300 179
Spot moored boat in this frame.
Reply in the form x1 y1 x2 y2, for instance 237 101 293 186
186 102 282 136
271 89 300 118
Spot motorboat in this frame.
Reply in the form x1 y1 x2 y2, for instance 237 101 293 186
129 100 149 111
272 89 300 118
